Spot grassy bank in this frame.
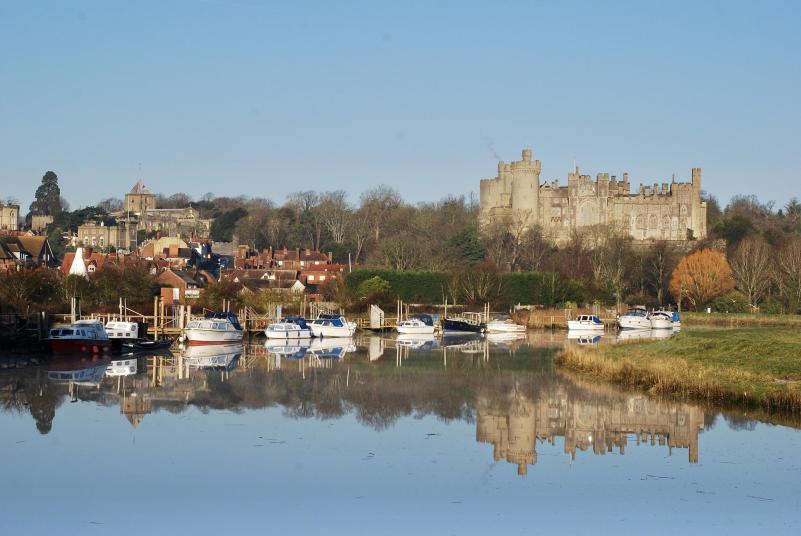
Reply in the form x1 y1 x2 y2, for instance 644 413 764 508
682 312 801 328
555 328 801 414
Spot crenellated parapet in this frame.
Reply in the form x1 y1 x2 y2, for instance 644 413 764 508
479 148 707 242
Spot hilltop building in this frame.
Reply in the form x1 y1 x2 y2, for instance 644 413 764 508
479 148 707 242
0 202 19 231
114 181 213 249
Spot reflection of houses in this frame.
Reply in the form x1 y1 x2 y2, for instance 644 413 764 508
476 386 704 476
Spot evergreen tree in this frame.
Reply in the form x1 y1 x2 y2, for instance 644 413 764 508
29 171 62 216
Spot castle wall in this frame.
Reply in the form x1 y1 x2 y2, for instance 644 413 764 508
479 149 708 243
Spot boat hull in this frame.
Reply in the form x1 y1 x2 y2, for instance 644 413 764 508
442 318 486 334
265 329 312 339
48 338 112 354
184 329 243 345
486 322 526 333
650 318 673 330
396 325 435 334
617 316 651 330
567 321 605 331
310 325 356 338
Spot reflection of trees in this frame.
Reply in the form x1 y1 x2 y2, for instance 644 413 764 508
1 373 62 434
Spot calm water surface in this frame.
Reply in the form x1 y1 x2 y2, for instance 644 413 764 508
1 331 799 534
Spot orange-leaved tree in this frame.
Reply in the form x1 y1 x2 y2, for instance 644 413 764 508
669 249 734 310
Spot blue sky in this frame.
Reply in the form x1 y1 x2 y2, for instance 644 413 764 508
1 0 799 211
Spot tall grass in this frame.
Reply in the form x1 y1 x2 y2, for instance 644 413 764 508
555 328 801 415
683 312 801 328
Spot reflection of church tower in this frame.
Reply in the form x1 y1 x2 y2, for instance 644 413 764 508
121 393 151 428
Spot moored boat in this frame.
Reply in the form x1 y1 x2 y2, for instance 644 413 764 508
617 306 651 330
47 320 112 354
183 312 244 345
567 315 605 331
649 311 674 330
486 318 526 333
265 316 313 339
397 314 436 334
442 313 486 334
309 314 356 338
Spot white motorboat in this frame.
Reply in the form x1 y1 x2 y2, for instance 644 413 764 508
309 314 357 338
183 312 244 345
265 316 313 339
567 315 605 331
653 310 681 328
617 306 651 330
486 318 526 333
397 314 435 334
649 311 674 330
104 320 144 342
47 319 112 354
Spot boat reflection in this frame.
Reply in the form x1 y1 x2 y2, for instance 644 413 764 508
106 357 139 377
46 356 109 386
181 343 242 370
0 332 755 476
396 333 438 351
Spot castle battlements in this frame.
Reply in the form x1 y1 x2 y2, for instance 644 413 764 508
479 148 707 242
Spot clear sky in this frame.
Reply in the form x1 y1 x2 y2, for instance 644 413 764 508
1 0 799 212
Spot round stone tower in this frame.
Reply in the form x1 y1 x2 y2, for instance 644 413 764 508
510 148 541 225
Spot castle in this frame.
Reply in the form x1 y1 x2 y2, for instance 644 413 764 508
479 148 707 242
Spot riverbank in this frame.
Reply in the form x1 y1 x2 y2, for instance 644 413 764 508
682 312 801 328
555 328 801 414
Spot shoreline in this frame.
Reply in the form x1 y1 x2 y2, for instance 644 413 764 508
554 327 801 416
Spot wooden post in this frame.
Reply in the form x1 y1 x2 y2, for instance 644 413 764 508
153 296 159 338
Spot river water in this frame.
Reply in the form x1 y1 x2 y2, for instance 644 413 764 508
1 331 799 534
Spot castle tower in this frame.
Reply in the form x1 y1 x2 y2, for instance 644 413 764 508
510 148 541 226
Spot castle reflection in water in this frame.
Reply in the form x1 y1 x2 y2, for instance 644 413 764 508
476 387 703 476
1 336 706 475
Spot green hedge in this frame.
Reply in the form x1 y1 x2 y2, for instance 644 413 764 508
346 269 586 307
346 270 450 303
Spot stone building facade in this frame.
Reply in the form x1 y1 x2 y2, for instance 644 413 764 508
479 148 707 242
77 220 134 250
0 202 19 231
114 181 213 248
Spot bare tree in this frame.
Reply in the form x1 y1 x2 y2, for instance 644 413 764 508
730 236 773 310
317 190 350 244
360 185 401 241
776 237 801 312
